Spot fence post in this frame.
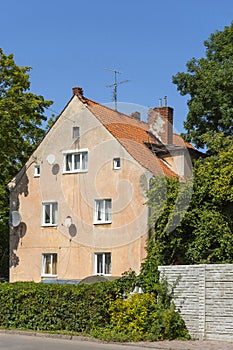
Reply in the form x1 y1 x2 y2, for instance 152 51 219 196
198 264 206 340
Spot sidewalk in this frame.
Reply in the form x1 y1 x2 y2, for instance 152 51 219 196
1 330 233 350
127 339 233 350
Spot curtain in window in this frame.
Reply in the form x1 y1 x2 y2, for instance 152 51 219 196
105 200 112 221
51 203 58 225
82 152 88 170
96 254 103 274
104 253 111 274
44 254 52 274
66 154 72 171
96 200 104 221
44 204 51 224
52 254 57 274
74 154 80 170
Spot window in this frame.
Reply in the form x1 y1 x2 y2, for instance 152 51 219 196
94 199 112 224
73 126 80 139
63 151 88 173
34 165 40 177
113 158 121 169
94 253 111 275
41 253 57 276
42 202 58 226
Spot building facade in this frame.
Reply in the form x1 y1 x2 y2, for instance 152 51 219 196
8 87 196 283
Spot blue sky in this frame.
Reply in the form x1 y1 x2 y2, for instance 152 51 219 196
1 0 233 133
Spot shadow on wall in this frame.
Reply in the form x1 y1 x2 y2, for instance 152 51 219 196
9 165 29 268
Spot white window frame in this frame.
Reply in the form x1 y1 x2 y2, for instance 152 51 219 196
42 201 58 226
63 149 88 173
94 199 112 224
94 252 111 275
113 157 121 170
41 253 58 277
34 165 40 177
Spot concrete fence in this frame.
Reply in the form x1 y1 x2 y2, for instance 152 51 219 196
158 264 233 341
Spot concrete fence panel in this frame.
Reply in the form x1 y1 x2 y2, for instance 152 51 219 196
158 264 233 341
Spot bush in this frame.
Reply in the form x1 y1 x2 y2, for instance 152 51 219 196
0 281 118 333
0 278 189 342
92 293 189 342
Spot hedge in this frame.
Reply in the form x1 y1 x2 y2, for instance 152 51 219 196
0 281 189 341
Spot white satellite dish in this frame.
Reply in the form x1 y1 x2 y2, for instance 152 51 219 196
9 211 22 227
64 216 72 228
46 154 56 165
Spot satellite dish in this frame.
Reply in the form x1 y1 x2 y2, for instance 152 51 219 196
69 224 77 238
46 154 55 165
64 216 72 228
9 211 22 227
52 164 60 175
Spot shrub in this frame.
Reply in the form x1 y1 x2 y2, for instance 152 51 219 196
92 293 189 342
0 281 118 333
0 277 189 342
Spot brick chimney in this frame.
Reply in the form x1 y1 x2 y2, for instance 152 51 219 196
72 86 84 99
130 111 141 122
148 105 173 145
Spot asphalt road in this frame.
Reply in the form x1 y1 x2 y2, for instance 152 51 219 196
1 332 233 350
0 333 148 350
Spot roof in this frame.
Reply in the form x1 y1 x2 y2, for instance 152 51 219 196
85 98 178 178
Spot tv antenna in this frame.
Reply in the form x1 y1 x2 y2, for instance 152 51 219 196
105 69 129 111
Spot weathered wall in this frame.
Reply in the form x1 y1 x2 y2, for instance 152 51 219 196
158 264 233 341
9 96 151 282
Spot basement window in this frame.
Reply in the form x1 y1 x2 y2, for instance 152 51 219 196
41 253 57 277
94 252 111 275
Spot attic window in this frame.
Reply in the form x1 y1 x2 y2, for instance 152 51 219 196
34 165 40 177
113 158 121 170
73 126 80 140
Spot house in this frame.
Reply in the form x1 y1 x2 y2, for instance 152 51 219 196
8 87 198 283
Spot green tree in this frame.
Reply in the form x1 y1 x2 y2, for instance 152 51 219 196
0 48 53 277
173 22 233 149
184 134 233 263
142 134 233 274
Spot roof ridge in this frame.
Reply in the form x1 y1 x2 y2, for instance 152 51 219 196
85 98 149 127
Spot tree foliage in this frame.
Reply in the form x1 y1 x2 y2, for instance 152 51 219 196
0 48 53 277
173 22 233 149
142 134 233 271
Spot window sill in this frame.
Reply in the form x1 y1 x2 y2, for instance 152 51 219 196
41 224 58 228
63 170 88 174
94 221 112 225
41 274 58 278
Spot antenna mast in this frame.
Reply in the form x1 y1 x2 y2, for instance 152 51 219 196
106 69 129 111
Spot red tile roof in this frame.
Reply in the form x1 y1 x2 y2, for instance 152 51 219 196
173 133 194 149
85 98 178 178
